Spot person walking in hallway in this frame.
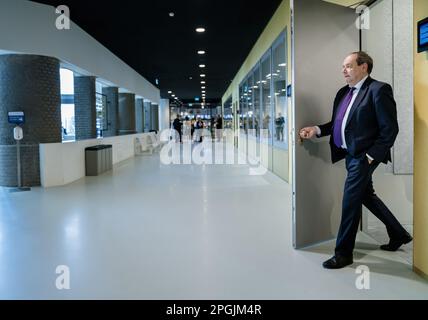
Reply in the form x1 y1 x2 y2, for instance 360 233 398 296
299 51 412 269
215 115 223 142
172 114 182 143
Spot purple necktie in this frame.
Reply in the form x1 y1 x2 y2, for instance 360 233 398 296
333 87 355 148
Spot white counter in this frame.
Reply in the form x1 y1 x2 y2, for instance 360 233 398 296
39 133 155 187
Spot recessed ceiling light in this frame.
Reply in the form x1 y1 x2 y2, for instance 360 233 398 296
168 91 172 94
199 64 205 68
201 81 205 84
200 74 206 77
171 94 175 97
202 91 206 93
197 50 205 55
201 86 206 89
169 12 175 17
196 27 206 33
189 76 193 80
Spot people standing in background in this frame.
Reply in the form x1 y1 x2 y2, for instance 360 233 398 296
210 116 216 140
275 112 285 141
263 115 271 138
182 116 191 141
191 118 196 140
196 118 204 143
215 115 223 142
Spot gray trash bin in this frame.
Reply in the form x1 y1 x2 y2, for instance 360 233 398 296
85 144 113 176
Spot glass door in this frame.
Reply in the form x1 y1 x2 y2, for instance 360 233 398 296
272 31 288 181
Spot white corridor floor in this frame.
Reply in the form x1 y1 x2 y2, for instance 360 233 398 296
0 151 428 299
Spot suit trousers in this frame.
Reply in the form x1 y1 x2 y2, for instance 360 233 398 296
335 153 408 257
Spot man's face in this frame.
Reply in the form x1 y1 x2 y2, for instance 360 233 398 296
342 54 368 86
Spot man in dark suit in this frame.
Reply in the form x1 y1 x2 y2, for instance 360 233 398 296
299 51 412 269
172 115 182 143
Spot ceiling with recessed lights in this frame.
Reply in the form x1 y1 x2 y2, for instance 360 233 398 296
32 0 283 104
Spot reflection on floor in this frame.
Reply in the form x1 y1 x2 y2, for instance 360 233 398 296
366 225 413 265
0 150 427 299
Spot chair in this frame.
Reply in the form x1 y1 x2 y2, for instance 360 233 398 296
134 136 154 155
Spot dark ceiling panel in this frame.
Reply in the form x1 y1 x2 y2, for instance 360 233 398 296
31 0 283 102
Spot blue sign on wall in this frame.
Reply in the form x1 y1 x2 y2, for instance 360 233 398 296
418 17 428 53
8 111 25 125
287 84 292 97
420 23 428 46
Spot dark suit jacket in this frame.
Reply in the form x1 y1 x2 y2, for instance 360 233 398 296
318 77 399 164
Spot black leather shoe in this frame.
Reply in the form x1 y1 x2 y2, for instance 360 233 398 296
380 233 413 251
322 255 353 269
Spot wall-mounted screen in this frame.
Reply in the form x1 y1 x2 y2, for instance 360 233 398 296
418 17 428 53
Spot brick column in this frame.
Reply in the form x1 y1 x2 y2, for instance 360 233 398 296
74 76 96 140
118 93 136 135
0 54 61 187
102 86 119 137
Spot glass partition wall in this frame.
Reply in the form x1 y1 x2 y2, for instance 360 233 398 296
271 32 288 180
238 30 288 181
261 50 273 171
252 64 261 140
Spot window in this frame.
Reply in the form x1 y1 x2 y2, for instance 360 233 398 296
239 85 245 131
60 68 75 142
272 34 288 150
261 52 272 143
252 64 261 138
236 31 286 147
223 96 233 129
234 30 288 181
95 92 108 138
241 79 249 134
